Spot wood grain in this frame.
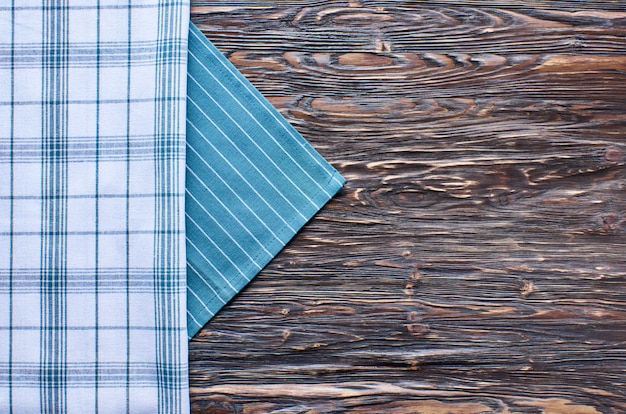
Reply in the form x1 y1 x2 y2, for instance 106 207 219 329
189 1 626 413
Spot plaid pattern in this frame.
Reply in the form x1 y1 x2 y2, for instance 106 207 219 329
185 24 345 337
0 1 190 413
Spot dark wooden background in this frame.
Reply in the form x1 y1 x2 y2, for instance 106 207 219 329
188 1 626 413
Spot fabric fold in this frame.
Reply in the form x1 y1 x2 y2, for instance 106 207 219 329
185 24 345 338
0 2 190 412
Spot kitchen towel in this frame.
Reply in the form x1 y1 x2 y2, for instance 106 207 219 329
0 1 190 412
1 2 344 411
185 23 345 337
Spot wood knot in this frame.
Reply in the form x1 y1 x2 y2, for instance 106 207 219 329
605 146 622 162
282 329 291 340
520 280 535 297
376 38 392 52
407 311 421 322
410 267 422 281
601 213 620 231
404 268 422 296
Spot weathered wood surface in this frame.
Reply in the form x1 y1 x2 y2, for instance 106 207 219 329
189 1 626 412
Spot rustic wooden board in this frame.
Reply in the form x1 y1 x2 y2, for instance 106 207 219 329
188 1 626 413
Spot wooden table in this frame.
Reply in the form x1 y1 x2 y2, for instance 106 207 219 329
189 2 626 412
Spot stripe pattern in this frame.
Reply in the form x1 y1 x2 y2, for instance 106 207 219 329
0 2 189 412
40 4 69 412
185 24 345 337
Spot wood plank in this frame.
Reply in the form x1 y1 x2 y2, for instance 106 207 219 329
189 1 626 412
